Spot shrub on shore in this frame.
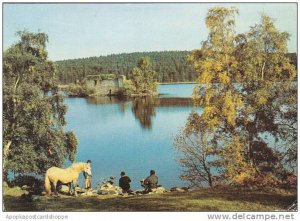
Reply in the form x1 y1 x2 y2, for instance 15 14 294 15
67 84 96 97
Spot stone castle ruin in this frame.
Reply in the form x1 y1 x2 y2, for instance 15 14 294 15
85 74 125 96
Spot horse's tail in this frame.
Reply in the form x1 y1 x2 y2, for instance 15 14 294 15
44 170 51 195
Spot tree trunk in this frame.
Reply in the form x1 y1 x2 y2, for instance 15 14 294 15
4 140 12 159
3 140 12 182
203 160 213 187
261 61 266 80
208 172 213 188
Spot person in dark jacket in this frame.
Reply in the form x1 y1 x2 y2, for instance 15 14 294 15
119 171 132 193
143 170 158 192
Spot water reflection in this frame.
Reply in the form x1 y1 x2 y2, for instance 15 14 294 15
65 84 196 189
86 96 128 114
132 97 158 129
86 96 124 105
86 96 193 130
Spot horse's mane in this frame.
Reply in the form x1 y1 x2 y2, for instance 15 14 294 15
68 162 85 170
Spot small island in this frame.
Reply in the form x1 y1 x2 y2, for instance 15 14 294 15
64 57 159 98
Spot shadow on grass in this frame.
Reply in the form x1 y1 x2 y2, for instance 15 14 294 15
4 196 39 211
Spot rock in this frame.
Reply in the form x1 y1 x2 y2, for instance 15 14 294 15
153 186 167 194
21 185 30 190
170 187 189 192
22 193 42 202
132 187 167 195
98 183 122 195
97 189 119 195
81 190 96 196
134 189 146 195
97 190 108 195
108 190 118 195
31 195 42 201
75 186 86 193
176 188 186 192
98 183 114 190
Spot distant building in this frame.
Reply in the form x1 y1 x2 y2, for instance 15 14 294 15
85 75 125 96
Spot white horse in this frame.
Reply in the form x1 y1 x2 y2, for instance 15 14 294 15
45 162 91 196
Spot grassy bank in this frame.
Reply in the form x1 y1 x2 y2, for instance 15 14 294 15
3 187 296 212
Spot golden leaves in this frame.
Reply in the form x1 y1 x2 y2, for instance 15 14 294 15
221 136 256 184
220 90 243 127
202 106 221 131
256 88 270 106
214 62 223 72
222 91 237 126
219 72 230 84
200 71 213 84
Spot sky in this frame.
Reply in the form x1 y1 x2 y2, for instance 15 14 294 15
2 2 297 61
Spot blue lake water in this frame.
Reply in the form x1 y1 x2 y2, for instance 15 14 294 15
65 84 198 190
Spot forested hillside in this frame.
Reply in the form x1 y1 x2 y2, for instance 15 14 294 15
55 51 196 83
55 51 297 84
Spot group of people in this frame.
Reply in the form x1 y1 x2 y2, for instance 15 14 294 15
83 160 159 194
119 170 158 194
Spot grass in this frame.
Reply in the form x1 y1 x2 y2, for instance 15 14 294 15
3 186 29 197
3 187 296 212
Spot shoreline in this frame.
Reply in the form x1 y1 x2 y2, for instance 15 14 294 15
58 82 197 88
158 82 197 85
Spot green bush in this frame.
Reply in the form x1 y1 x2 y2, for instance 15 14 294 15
10 175 43 188
122 79 136 96
68 84 95 97
100 73 116 80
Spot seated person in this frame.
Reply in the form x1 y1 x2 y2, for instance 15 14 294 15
119 171 132 193
108 176 115 185
142 170 158 192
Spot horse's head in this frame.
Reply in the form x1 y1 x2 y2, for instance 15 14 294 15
70 162 92 176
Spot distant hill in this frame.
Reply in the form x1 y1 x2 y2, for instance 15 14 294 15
55 51 297 84
55 51 197 84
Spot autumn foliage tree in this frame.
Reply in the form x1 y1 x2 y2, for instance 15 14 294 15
174 112 220 187
234 15 297 186
175 7 296 187
3 31 78 181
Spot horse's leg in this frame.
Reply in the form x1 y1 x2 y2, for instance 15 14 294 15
49 181 56 195
72 180 78 197
53 181 58 195
69 182 75 195
68 183 72 195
